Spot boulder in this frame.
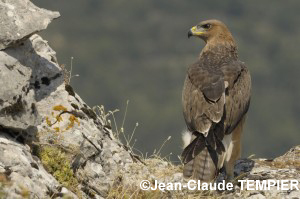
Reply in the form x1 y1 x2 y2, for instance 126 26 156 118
0 1 134 198
0 0 60 50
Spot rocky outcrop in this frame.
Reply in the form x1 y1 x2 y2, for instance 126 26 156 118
0 0 59 50
108 147 300 198
0 134 77 199
0 1 133 198
226 147 300 198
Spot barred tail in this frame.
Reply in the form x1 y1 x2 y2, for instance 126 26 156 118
183 146 217 182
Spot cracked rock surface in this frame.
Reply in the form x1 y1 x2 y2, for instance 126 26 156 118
0 0 60 50
0 1 133 198
0 133 77 199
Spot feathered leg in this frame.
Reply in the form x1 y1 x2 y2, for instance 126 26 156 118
224 117 245 180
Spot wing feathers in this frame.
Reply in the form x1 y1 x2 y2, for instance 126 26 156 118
182 59 251 180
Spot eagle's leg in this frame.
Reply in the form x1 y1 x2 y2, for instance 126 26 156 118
224 116 245 180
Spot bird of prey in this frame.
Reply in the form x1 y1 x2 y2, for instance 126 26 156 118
181 19 251 182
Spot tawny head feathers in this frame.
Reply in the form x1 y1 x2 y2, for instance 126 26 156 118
188 19 235 45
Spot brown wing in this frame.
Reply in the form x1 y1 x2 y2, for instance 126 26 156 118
222 61 251 135
182 61 226 166
181 60 251 168
182 61 225 135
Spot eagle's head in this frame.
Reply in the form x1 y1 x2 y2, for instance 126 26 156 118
188 19 234 44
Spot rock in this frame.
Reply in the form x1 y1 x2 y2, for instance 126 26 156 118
0 133 76 199
106 146 300 198
0 32 134 198
60 187 78 199
0 0 60 50
0 1 134 198
246 193 266 199
0 34 62 140
224 146 300 199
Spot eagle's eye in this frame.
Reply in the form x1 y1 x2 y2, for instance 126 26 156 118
201 23 211 29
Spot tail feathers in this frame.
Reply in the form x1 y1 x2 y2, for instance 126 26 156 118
183 147 217 182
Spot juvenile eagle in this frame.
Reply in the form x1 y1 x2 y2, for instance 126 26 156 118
181 19 251 182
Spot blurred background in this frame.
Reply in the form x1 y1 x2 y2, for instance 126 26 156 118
32 0 300 163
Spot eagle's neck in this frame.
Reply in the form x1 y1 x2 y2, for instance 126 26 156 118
199 40 238 65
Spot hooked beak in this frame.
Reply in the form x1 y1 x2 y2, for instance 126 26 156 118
188 26 204 38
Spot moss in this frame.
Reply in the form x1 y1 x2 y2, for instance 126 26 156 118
20 186 30 199
0 185 7 199
0 174 10 199
39 146 80 196
0 185 5 198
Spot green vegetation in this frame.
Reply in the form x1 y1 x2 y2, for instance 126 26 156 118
0 175 8 199
0 188 5 199
32 0 300 160
37 104 82 197
39 146 80 196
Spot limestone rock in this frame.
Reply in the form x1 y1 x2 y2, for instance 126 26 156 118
0 0 60 50
0 133 76 199
108 147 300 198
225 146 300 199
0 32 134 198
0 0 134 198
0 34 62 139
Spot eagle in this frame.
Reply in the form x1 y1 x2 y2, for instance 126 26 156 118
181 19 251 182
